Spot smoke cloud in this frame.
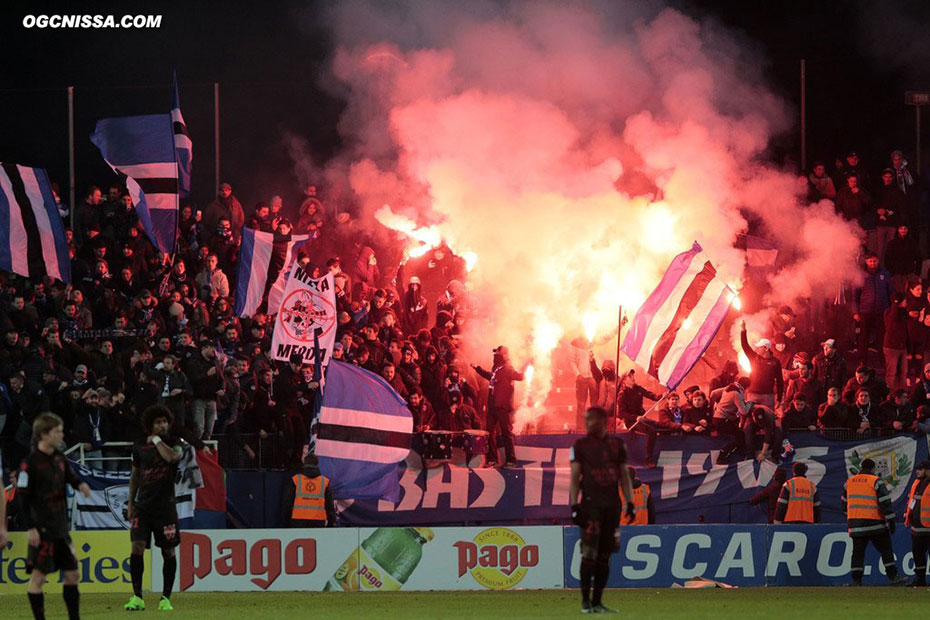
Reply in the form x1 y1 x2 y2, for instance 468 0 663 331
295 0 864 424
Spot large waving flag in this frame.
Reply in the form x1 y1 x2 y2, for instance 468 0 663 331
234 228 310 317
315 361 413 501
0 163 70 282
621 242 735 390
172 72 192 199
91 113 178 254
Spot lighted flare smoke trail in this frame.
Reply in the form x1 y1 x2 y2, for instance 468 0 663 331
303 0 866 429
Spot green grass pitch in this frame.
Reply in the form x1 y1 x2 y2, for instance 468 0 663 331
2 588 929 619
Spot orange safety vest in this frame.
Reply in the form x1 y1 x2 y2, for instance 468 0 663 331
783 476 816 523
621 484 650 525
291 474 328 522
905 479 930 531
846 473 883 521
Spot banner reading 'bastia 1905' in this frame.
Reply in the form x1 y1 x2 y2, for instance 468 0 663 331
270 266 337 366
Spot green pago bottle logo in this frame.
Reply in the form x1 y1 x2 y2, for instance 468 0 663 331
323 528 433 591
845 436 916 502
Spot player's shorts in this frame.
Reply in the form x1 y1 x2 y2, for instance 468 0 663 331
27 537 78 575
131 509 180 549
577 504 620 555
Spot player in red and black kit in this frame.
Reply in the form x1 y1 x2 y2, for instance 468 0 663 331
125 405 183 612
17 413 91 620
570 406 634 613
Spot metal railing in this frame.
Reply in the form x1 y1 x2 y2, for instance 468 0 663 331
63 440 218 471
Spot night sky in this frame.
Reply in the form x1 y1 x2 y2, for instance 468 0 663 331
2 0 929 212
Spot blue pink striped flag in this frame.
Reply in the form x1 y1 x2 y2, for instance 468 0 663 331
621 242 735 390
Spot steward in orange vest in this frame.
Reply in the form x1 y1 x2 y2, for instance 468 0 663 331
840 458 905 586
620 468 655 525
905 459 930 587
774 462 820 524
284 454 334 527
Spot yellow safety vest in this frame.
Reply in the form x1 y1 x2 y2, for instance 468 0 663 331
291 474 328 522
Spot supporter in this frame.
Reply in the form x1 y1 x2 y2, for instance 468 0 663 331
911 364 930 410
681 390 712 433
155 355 191 426
807 161 836 200
739 321 783 409
714 377 751 464
782 394 817 431
842 365 889 406
851 388 882 434
402 277 429 335
869 169 907 260
407 387 434 432
905 279 927 382
247 202 275 233
853 254 893 364
883 226 919 292
783 357 823 409
616 369 662 432
881 389 915 433
916 406 930 434
381 363 408 399
743 404 780 463
590 359 618 416
883 291 908 391
473 345 525 468
74 186 103 246
195 254 230 301
749 467 788 524
419 346 446 410
185 342 222 440
203 183 245 242
425 389 479 433
890 150 916 197
844 151 871 190
834 172 871 224
819 387 853 429
569 338 598 429
353 247 380 302
634 392 683 468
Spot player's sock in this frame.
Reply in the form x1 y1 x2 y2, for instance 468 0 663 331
163 555 177 599
592 559 609 606
130 552 145 597
27 591 45 620
62 584 80 620
579 558 594 603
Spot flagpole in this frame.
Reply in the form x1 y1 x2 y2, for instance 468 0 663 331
67 86 75 227
613 305 622 432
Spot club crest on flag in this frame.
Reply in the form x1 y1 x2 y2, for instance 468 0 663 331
845 436 917 502
280 288 336 342
104 484 131 529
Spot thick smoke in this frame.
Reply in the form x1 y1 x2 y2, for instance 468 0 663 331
296 0 863 423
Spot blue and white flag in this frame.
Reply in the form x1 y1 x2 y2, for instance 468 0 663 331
0 163 70 283
71 444 203 529
234 227 310 317
315 361 413 502
172 72 192 199
91 113 178 254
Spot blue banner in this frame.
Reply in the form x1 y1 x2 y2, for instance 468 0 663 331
338 433 930 527
563 524 923 587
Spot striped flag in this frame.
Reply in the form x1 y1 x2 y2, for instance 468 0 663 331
234 227 310 317
91 113 179 254
315 361 413 501
621 242 734 390
172 72 192 199
0 163 71 283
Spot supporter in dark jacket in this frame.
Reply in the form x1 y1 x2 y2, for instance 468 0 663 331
883 225 919 289
812 339 847 394
854 254 894 363
681 390 712 433
850 388 882 433
783 361 824 410
739 321 784 408
818 387 854 429
353 246 380 302
834 172 871 224
884 291 908 391
881 389 916 432
749 467 788 524
708 360 739 397
781 394 817 431
842 365 889 405
407 388 434 432
615 370 662 429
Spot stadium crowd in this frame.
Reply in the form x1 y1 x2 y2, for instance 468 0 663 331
0 147 928 481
